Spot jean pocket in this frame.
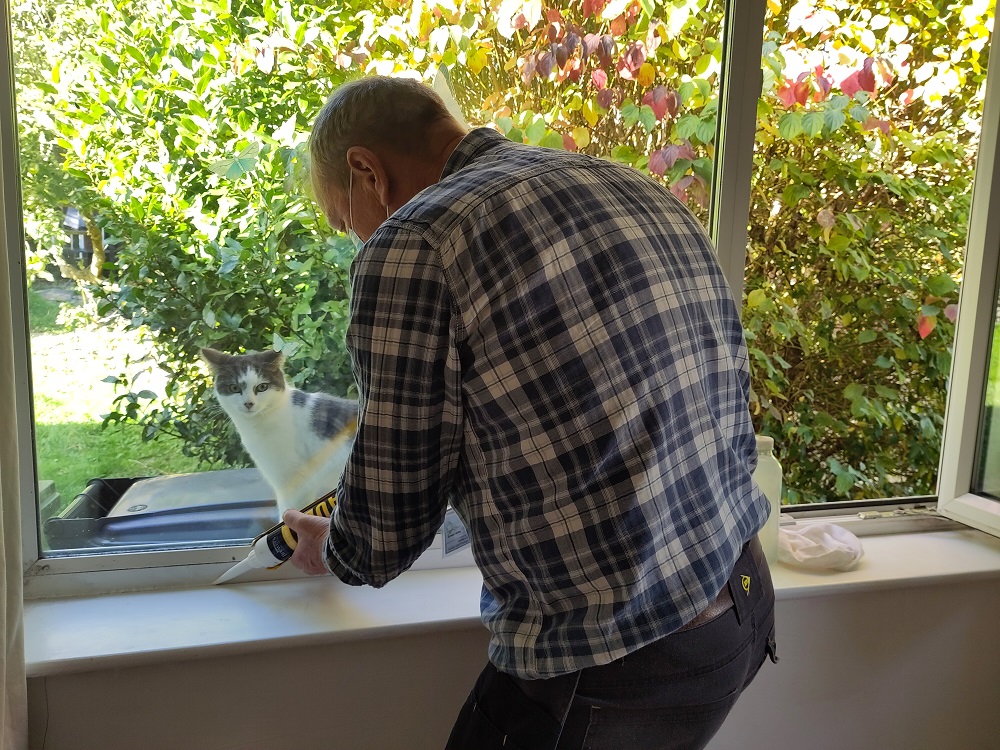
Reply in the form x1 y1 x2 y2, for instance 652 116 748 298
580 688 742 750
451 701 527 750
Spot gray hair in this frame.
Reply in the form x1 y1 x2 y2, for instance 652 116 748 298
309 76 456 189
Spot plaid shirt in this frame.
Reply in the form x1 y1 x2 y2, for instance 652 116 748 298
325 127 768 678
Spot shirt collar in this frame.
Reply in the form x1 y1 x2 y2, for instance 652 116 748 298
440 127 507 180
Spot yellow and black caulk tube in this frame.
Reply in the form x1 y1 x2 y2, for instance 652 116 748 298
213 491 337 584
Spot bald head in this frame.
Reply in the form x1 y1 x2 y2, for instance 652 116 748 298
308 76 469 240
309 76 464 190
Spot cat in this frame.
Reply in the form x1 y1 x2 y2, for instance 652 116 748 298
201 346 358 517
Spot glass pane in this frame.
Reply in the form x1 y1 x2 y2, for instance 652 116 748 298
14 0 728 555
975 307 1000 498
746 0 994 504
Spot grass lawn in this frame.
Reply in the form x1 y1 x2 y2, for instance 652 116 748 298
29 285 204 514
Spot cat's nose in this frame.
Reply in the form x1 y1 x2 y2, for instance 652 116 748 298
244 401 254 410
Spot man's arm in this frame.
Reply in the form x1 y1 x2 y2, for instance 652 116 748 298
324 228 463 587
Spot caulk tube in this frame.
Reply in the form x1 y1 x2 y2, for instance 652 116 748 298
213 491 337 585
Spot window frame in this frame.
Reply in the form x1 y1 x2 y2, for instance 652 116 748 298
936 35 1000 536
8 0 997 597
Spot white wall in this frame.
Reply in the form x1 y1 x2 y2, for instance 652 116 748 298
27 577 1000 750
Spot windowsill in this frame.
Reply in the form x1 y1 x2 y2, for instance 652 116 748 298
24 527 1000 678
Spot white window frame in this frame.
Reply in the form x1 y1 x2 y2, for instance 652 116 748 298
936 34 1000 535
8 0 997 597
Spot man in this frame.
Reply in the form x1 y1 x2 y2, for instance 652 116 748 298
285 75 777 750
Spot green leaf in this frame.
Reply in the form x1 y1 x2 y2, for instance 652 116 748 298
538 130 564 149
524 116 547 145
875 385 899 401
778 112 803 140
843 383 864 401
858 330 878 344
189 99 209 118
622 102 640 127
675 114 700 140
695 118 716 144
849 104 870 122
803 111 825 137
875 355 894 369
747 289 767 308
209 143 260 180
203 307 217 327
638 105 656 133
827 234 851 252
834 470 855 495
136 390 157 400
824 108 847 131
927 273 958 296
610 145 641 165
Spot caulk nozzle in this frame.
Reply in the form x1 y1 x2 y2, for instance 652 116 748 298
214 554 257 585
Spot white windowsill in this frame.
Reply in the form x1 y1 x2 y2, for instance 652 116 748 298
24 527 1000 678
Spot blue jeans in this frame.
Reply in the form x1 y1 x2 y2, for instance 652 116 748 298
446 538 777 750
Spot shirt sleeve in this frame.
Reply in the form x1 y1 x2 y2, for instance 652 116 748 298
323 225 463 587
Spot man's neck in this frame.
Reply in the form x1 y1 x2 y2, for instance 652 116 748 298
384 122 468 212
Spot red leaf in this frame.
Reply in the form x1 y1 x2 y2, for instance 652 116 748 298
547 23 560 43
592 69 608 90
840 71 861 98
596 88 614 109
536 50 554 79
670 175 694 203
546 8 563 22
813 66 832 101
648 149 669 176
597 35 616 67
610 14 626 36
858 57 876 93
582 33 600 58
876 59 895 86
582 0 607 19
862 116 891 135
562 132 577 151
918 315 937 339
554 43 568 68
564 32 580 55
816 207 835 228
944 304 959 323
794 79 810 106
642 86 679 120
901 88 916 106
616 42 645 80
521 55 536 85
688 175 709 210
648 142 695 175
777 81 799 108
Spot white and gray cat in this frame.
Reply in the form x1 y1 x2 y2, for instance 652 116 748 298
201 347 358 516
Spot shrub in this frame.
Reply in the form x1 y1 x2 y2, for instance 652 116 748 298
15 0 992 500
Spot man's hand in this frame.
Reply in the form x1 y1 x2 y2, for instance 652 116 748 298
283 510 333 576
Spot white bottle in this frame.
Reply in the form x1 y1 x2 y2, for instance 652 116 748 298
753 435 783 564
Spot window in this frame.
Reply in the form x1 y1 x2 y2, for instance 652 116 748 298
7 0 1000 593
743 0 993 505
938 30 1000 535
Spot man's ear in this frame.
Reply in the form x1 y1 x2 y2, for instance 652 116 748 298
346 146 390 209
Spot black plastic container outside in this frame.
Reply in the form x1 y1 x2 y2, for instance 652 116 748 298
43 469 277 554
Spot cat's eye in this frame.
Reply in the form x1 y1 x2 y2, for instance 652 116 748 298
255 383 269 393
228 384 241 394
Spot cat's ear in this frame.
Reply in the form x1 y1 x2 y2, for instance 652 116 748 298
201 347 228 368
261 348 284 367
